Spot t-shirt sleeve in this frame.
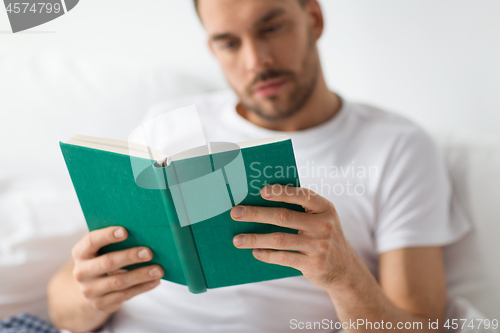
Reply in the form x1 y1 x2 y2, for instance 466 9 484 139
374 127 471 254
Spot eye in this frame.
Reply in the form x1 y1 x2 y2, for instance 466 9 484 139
262 23 283 34
225 41 237 49
220 39 240 51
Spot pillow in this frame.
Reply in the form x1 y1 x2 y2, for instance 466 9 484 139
436 132 500 320
0 49 219 320
0 168 86 321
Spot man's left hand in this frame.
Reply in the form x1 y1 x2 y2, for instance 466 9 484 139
231 184 360 291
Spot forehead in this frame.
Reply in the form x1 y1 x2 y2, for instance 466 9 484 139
198 0 299 34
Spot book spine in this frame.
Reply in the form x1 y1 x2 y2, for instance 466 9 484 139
153 165 207 294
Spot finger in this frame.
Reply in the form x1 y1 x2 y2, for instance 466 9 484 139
231 205 320 231
252 248 306 270
75 247 153 280
89 279 161 313
73 227 128 260
233 232 310 253
81 265 164 298
261 185 334 213
107 269 128 276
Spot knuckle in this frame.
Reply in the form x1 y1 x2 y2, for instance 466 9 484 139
277 252 288 265
301 189 312 202
304 188 316 201
319 222 334 236
247 206 259 221
71 245 80 259
272 233 287 248
273 185 284 197
111 276 125 290
246 234 257 247
80 285 93 298
275 208 290 225
100 255 114 271
72 267 85 282
284 185 294 196
317 240 331 254
118 290 132 302
91 299 105 311
84 234 94 252
108 304 121 313
315 241 332 262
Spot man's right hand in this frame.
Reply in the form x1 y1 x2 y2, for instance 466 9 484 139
71 226 164 313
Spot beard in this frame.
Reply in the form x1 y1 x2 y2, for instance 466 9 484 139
234 31 320 122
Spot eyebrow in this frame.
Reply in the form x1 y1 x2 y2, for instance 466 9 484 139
211 33 233 42
210 8 286 42
254 8 286 27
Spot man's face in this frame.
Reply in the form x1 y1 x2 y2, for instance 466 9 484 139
198 0 321 121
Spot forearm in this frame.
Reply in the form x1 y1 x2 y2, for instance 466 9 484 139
47 260 111 333
327 256 443 333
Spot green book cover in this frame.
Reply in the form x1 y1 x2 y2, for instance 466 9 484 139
60 136 303 293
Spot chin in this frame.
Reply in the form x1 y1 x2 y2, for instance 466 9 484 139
241 91 298 121
256 91 288 106
258 105 298 122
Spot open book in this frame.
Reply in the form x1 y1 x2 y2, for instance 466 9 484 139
60 135 303 293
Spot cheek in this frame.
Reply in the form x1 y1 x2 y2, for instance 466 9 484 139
272 26 309 71
218 55 249 92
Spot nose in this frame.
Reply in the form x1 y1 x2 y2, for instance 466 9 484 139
243 38 274 73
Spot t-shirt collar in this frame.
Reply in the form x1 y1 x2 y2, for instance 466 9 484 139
221 90 351 149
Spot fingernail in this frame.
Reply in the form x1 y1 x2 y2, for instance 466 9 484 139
232 207 245 218
262 186 273 198
233 235 246 246
150 280 160 288
138 249 150 260
149 267 162 278
253 249 262 258
114 228 125 239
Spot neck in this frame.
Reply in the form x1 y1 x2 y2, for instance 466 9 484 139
236 68 341 132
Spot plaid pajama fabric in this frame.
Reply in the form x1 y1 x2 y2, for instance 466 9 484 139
0 313 59 333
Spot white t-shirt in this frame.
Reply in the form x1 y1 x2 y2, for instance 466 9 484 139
101 90 470 333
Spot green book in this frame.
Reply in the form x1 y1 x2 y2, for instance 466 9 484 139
60 135 303 293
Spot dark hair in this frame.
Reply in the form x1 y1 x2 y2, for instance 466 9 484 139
193 0 308 17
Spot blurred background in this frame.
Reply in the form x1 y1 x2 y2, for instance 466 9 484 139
1 0 500 169
1 0 499 323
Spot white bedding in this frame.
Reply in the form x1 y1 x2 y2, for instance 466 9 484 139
1 0 499 324
0 168 86 321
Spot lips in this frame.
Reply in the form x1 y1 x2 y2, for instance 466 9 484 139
253 78 288 98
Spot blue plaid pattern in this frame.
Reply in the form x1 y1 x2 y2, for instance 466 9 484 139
0 313 59 333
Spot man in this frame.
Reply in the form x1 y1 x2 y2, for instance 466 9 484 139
47 0 470 332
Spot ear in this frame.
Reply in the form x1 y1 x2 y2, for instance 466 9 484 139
306 0 324 41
